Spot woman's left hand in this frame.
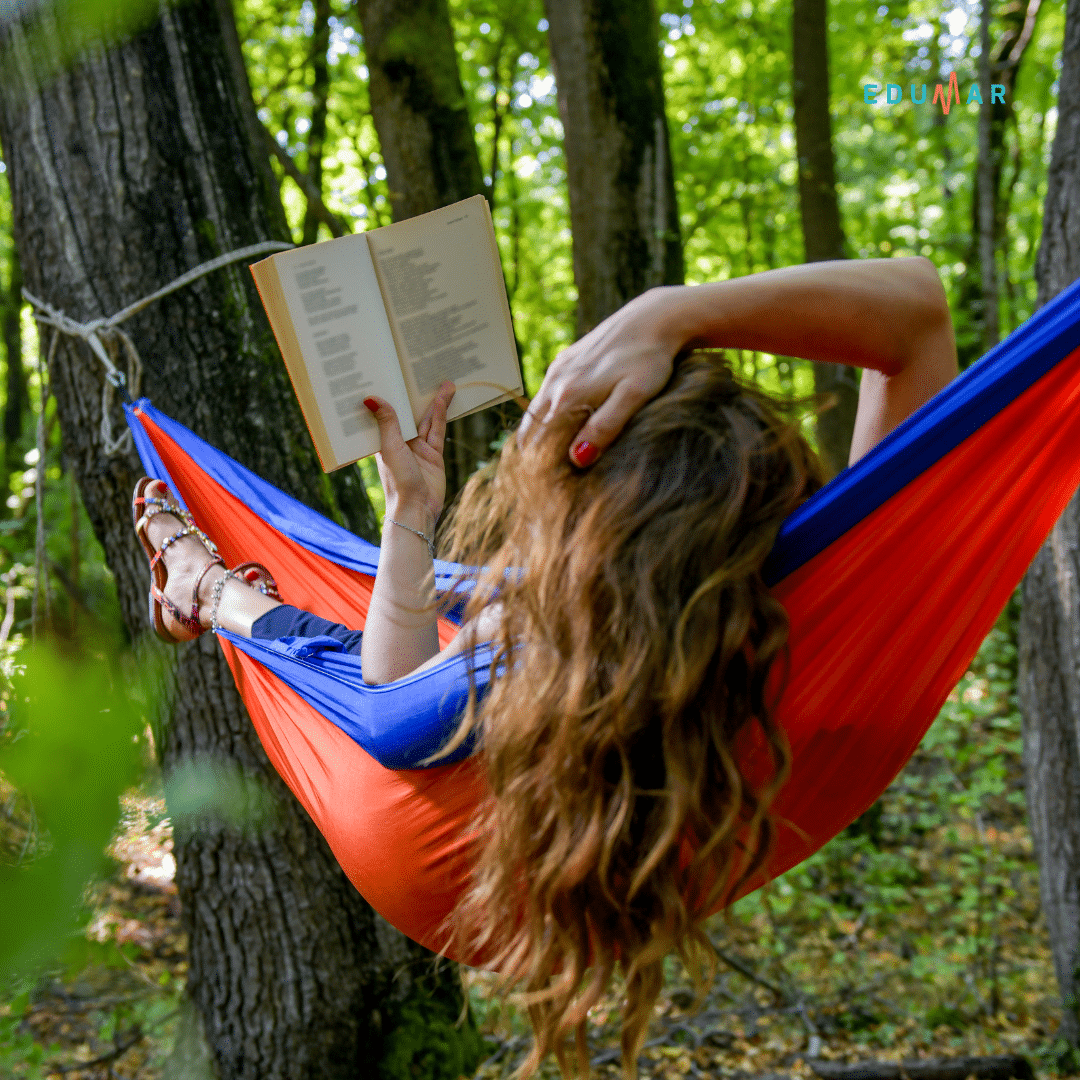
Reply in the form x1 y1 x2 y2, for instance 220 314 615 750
519 286 689 467
364 381 456 522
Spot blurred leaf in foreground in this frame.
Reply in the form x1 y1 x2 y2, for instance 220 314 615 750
0 645 146 981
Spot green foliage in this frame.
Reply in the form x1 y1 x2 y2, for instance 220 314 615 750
162 755 279 833
378 967 489 1080
0 646 149 981
239 0 392 234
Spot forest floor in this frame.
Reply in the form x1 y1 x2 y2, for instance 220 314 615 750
0 793 1066 1080
0 792 184 1078
0 618 1072 1079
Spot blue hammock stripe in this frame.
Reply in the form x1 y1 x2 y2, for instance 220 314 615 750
222 631 497 769
763 276 1080 582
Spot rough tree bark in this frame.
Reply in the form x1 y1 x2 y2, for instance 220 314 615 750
302 0 332 248
354 0 512 505
957 0 1042 368
542 0 683 337
1017 0 1080 1054
0 2 480 1078
977 0 1001 351
791 0 857 477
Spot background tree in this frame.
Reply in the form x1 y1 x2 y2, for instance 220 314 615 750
542 0 683 336
353 0 516 504
791 0 856 476
1017 0 1080 1057
0 2 480 1078
966 0 1045 364
1 243 22 482
302 0 333 247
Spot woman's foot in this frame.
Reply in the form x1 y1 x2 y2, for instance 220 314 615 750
133 479 285 641
134 479 227 641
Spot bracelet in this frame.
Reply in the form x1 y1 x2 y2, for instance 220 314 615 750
385 517 435 558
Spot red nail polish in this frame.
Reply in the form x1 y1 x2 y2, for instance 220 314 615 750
363 397 379 413
572 441 597 467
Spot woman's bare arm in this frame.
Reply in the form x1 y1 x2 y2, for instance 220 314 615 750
360 382 455 685
522 257 958 467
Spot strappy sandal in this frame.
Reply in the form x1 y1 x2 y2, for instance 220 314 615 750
132 478 226 643
205 563 283 631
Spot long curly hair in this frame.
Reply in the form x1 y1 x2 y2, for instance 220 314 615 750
435 352 825 1079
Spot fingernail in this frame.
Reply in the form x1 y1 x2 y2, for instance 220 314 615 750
363 397 379 413
572 441 597 467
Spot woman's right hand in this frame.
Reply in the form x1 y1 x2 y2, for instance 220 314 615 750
520 286 691 466
364 380 456 524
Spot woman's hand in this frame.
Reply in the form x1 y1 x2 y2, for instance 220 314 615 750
364 380 455 522
520 287 688 466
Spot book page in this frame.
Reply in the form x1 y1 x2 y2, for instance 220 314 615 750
365 195 522 425
271 235 416 465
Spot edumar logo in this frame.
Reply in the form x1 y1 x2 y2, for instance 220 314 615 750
864 73 1006 115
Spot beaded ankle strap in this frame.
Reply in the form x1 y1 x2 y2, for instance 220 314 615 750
209 568 238 632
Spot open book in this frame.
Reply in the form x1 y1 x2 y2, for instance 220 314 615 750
251 194 522 471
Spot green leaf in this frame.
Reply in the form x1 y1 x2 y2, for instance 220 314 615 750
0 646 147 981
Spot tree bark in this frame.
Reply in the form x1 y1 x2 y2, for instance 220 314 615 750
354 0 515 504
977 0 1000 351
302 0 332 248
791 0 857 477
543 0 683 337
957 0 1042 368
0 2 478 1078
1017 0 1080 1053
2 239 23 479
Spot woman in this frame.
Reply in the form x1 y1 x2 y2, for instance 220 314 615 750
134 256 957 1078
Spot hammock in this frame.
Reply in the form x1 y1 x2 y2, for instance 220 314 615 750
125 278 1080 967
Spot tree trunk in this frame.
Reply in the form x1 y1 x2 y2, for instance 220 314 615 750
2 239 22 479
354 0 514 504
0 2 479 1078
302 0 332 248
1017 0 1080 1054
957 0 1042 368
542 0 683 337
977 0 1001 351
791 0 857 477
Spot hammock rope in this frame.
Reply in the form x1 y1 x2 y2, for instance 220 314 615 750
21 239 294 456
19 240 294 632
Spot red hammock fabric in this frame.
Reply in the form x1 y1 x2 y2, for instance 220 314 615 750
130 341 1080 967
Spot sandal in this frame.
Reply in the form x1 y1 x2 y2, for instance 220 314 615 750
132 478 225 643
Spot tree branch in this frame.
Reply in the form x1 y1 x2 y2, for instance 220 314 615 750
998 0 1043 71
261 126 350 238
808 1055 1035 1080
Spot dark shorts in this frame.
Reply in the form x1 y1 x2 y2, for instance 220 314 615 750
251 604 364 655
